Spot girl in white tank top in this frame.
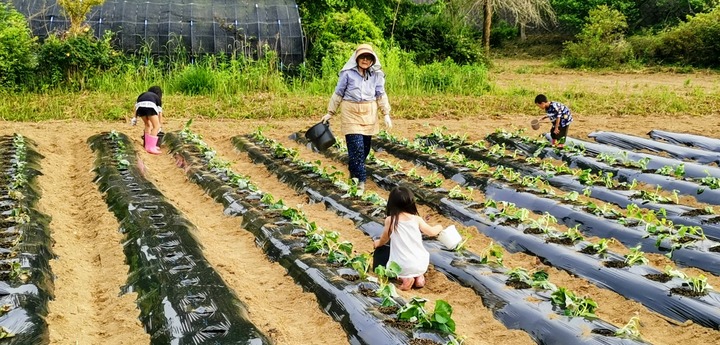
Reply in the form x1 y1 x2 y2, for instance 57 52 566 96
373 187 444 291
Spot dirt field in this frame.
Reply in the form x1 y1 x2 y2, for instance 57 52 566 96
2 66 719 344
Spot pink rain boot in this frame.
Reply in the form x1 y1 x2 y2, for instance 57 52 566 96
144 133 162 154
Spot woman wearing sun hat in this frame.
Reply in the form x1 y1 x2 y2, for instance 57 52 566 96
321 44 393 194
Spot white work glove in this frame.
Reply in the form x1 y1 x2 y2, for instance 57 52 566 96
321 114 332 123
384 114 392 129
130 117 137 126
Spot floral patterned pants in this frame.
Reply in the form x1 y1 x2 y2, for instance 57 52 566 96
346 134 372 182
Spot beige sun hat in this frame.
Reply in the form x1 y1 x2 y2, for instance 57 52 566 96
355 44 376 59
355 44 379 66
340 44 382 73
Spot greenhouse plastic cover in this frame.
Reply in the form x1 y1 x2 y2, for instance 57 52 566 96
9 0 305 66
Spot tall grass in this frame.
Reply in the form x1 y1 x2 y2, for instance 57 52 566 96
2 45 719 121
295 45 492 96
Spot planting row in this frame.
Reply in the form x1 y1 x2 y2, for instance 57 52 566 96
372 130 720 275
589 131 720 165
484 132 720 242
164 127 461 345
649 129 720 152
485 130 720 206
0 135 54 344
88 131 270 344
287 132 720 330
230 128 664 342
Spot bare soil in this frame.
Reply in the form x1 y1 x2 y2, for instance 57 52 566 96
2 65 720 344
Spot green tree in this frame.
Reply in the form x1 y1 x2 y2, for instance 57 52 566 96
307 9 386 70
57 0 106 35
634 0 719 28
551 0 636 33
37 31 118 89
0 3 37 89
653 5 720 67
477 0 557 54
296 0 394 31
562 5 633 67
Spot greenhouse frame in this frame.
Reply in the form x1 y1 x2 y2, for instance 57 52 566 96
9 0 306 66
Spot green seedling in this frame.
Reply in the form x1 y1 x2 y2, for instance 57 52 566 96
526 157 540 165
549 225 584 243
448 186 474 201
562 191 580 202
0 326 14 339
699 173 720 189
665 266 713 294
305 230 345 257
506 268 556 290
479 242 504 265
407 168 422 181
596 152 618 165
328 241 354 265
375 262 402 306
361 192 387 207
624 245 649 266
615 315 642 339
585 238 613 255
9 262 29 282
550 287 598 318
0 305 10 317
397 297 457 335
585 201 622 219
446 150 467 164
421 173 444 188
375 262 402 286
445 335 466 345
350 253 371 280
525 213 558 233
6 208 30 225
657 164 685 178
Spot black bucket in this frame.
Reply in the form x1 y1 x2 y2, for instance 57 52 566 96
141 131 165 147
305 122 336 151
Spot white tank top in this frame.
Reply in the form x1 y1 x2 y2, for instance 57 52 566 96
387 217 430 278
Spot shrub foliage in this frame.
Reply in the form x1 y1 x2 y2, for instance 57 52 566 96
0 3 37 89
653 6 720 67
37 31 118 89
562 5 633 68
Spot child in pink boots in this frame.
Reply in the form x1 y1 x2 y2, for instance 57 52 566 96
134 86 164 154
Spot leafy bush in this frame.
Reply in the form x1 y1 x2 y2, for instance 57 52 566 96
0 3 37 89
551 0 637 33
394 13 484 65
308 9 386 69
171 65 216 95
384 47 491 95
652 6 720 67
57 0 105 35
626 33 662 63
490 20 519 47
37 31 118 89
562 5 634 68
634 0 718 29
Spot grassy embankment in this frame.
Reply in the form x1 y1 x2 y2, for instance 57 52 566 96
1 58 719 122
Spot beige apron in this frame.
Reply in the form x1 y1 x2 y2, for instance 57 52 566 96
340 101 379 136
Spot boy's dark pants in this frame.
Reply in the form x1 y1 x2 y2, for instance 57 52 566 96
551 125 569 145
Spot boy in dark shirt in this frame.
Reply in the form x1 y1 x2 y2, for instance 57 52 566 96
534 94 573 148
134 86 164 154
